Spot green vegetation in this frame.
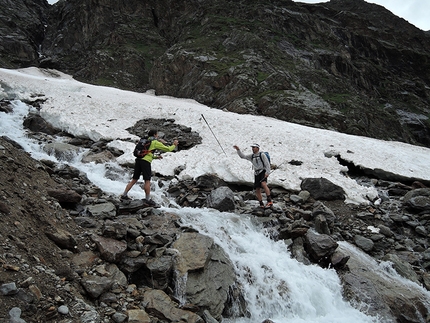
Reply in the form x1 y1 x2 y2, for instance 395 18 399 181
257 72 269 83
96 78 116 87
322 93 351 104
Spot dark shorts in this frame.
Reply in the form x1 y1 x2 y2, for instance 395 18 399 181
254 170 267 189
133 159 151 181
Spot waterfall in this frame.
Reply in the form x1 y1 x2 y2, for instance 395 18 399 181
169 207 379 323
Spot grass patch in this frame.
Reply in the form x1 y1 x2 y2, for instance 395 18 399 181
322 93 351 104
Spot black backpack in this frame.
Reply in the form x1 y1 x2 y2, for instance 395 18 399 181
133 138 152 158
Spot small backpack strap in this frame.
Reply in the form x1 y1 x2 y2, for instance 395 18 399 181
259 152 266 169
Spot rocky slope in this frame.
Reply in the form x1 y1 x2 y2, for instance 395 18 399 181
1 0 429 147
1 105 430 322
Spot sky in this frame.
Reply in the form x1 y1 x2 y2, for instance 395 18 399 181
46 0 430 31
294 0 430 31
1 67 430 206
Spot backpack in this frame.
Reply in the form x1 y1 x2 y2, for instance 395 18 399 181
260 152 271 166
133 138 153 158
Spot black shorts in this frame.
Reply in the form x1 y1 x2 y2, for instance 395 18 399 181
133 159 151 181
254 170 267 189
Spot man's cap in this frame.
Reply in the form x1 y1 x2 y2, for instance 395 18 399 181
251 143 260 148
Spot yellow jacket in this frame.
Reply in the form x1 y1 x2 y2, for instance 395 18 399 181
142 138 176 163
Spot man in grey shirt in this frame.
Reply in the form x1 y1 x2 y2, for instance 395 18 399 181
233 143 273 208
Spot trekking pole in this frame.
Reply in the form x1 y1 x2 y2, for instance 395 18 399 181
201 114 227 156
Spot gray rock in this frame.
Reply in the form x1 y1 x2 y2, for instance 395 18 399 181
43 142 82 161
298 190 310 202
172 232 239 320
354 235 374 252
378 224 394 237
382 253 420 284
338 243 428 322
403 188 430 212
143 289 203 323
81 150 116 164
9 307 26 323
91 234 127 263
415 225 428 236
0 282 18 295
126 309 151 323
112 312 128 323
305 230 338 261
80 275 114 299
87 202 117 219
206 186 235 211
301 178 345 201
57 305 69 315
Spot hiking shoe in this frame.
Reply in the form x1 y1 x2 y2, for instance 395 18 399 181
265 201 273 208
143 199 157 207
120 194 131 201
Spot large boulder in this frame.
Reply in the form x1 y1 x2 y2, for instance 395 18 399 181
304 230 338 262
338 242 430 322
172 232 239 320
301 178 346 201
403 188 430 212
206 186 235 211
43 143 82 161
144 289 203 323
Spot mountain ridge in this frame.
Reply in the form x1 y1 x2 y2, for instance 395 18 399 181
1 0 429 147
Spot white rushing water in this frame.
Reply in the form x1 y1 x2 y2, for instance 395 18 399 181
1 101 381 322
172 207 380 323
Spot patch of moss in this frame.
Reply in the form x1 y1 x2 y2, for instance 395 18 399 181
322 93 351 104
96 78 116 87
257 72 269 83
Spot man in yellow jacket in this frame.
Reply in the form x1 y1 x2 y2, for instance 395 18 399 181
121 129 178 206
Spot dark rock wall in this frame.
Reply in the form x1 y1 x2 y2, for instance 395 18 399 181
1 0 429 146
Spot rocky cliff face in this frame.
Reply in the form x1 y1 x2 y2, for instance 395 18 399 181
1 0 429 146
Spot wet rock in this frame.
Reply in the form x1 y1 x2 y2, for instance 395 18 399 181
172 232 237 320
43 142 82 161
206 186 235 211
23 114 60 135
330 249 350 269
305 230 338 262
81 150 116 164
338 243 429 322
290 236 311 265
382 253 420 284
130 253 174 290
